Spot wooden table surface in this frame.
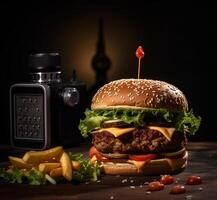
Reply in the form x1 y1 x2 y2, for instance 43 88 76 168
0 142 217 200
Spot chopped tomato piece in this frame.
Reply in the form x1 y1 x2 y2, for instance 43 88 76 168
89 146 107 161
129 154 157 161
186 176 202 185
148 181 164 191
170 185 186 194
160 175 174 185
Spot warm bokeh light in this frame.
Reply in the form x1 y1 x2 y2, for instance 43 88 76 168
52 9 146 88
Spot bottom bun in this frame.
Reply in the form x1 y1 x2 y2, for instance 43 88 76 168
101 151 188 176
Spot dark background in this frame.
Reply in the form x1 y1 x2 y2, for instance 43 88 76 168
1 0 216 144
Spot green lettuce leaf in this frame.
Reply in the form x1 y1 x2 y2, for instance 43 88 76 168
175 110 202 134
79 109 109 137
68 152 101 182
72 160 101 182
0 167 24 184
0 167 12 183
79 108 201 137
7 167 24 183
68 152 83 161
25 169 46 185
0 167 46 185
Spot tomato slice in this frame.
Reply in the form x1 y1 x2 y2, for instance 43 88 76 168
89 146 108 161
129 154 157 161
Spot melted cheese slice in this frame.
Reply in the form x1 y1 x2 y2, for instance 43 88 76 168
147 126 176 141
95 127 136 137
93 126 176 141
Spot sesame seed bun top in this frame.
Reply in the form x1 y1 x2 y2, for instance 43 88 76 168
91 79 188 112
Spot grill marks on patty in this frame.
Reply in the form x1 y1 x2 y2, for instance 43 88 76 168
92 128 186 154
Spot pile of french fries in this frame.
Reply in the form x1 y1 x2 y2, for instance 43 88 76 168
8 146 80 182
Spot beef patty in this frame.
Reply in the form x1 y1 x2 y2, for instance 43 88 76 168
92 128 187 154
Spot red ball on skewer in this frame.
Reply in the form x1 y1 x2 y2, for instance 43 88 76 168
136 46 145 59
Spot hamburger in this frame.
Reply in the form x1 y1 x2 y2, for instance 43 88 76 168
79 79 201 175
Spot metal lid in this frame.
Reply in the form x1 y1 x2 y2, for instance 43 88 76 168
28 53 61 72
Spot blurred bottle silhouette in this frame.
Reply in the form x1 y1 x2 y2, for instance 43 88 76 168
88 18 111 106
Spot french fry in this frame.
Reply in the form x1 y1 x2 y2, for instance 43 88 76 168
9 156 33 170
49 161 80 178
38 163 61 173
72 161 80 170
23 146 63 164
50 167 62 178
60 152 72 181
